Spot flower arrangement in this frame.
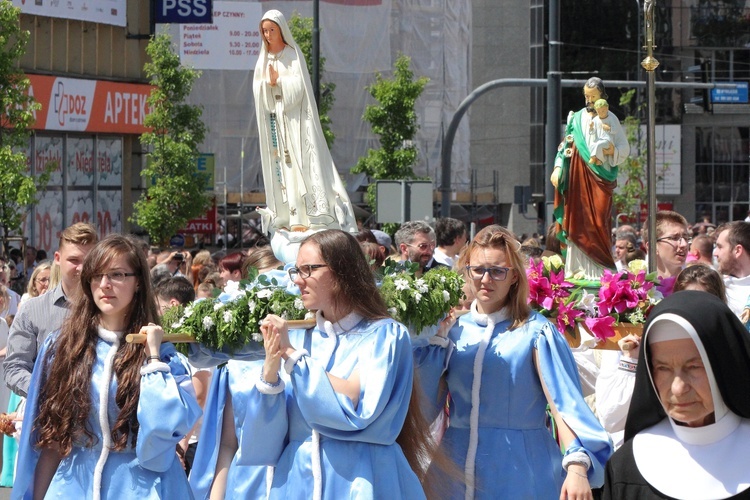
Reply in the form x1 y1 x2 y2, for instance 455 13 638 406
163 269 309 351
378 260 465 333
159 262 465 349
526 255 673 342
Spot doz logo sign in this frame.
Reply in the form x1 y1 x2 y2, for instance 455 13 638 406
155 0 213 24
50 79 96 130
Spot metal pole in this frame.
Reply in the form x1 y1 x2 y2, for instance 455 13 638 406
545 0 561 220
312 0 320 108
240 138 245 251
642 0 659 273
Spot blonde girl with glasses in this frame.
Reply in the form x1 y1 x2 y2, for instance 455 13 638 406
20 261 52 305
415 225 612 499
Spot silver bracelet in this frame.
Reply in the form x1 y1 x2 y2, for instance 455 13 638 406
259 372 281 388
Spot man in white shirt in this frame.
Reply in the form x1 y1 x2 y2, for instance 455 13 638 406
713 221 750 317
433 218 467 268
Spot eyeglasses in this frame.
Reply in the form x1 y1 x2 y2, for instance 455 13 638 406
90 272 136 285
656 234 692 246
405 242 435 251
466 265 511 281
288 264 328 281
35 277 50 284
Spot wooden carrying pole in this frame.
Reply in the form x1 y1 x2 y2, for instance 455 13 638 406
126 319 318 344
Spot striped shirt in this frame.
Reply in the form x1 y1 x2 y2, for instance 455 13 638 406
3 284 69 397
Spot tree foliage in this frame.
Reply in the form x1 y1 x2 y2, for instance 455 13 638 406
352 54 429 212
613 89 647 224
132 32 211 245
0 1 50 243
288 12 336 147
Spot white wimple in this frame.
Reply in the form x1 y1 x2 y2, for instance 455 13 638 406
92 327 123 500
464 301 509 500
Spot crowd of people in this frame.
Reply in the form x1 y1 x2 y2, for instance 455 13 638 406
0 208 746 499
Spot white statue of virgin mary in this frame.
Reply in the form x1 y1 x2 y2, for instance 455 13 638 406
253 10 357 262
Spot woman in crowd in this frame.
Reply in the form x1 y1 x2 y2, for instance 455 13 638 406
602 291 750 499
20 261 52 304
247 229 430 498
416 224 612 499
218 252 244 289
1 262 55 487
13 234 200 499
596 263 726 449
190 247 283 499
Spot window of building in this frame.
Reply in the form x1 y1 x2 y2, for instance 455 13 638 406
23 133 123 253
694 126 749 223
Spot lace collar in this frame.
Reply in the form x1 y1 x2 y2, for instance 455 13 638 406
316 310 364 336
469 300 510 326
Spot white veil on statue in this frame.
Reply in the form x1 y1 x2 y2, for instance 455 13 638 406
253 10 356 262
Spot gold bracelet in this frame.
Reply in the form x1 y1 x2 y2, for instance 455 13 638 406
569 469 588 480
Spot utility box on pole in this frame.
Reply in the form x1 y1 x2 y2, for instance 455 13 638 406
375 180 433 224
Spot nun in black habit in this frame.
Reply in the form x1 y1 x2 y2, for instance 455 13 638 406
602 291 750 500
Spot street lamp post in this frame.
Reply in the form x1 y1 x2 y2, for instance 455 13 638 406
642 0 659 273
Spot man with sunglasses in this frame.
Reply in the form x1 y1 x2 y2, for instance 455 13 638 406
394 221 446 276
713 221 750 317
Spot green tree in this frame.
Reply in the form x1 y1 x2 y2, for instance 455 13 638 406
288 12 336 147
613 89 647 225
132 32 211 245
0 1 50 246
352 54 429 212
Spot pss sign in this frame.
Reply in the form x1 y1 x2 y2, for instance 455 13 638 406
155 0 213 24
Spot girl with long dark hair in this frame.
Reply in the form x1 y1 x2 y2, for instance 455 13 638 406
245 229 434 498
13 234 201 499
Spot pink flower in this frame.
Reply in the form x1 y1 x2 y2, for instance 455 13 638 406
556 300 584 333
584 315 617 341
527 260 552 309
657 275 676 297
629 270 654 300
598 270 639 316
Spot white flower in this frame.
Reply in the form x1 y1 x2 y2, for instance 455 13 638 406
564 147 573 158
440 276 446 283
542 254 564 271
394 278 409 291
171 320 183 329
442 290 451 303
414 292 422 304
202 316 214 330
248 300 257 312
294 298 304 310
183 307 193 318
566 134 574 144
223 280 241 298
627 259 648 274
256 289 273 299
577 291 598 316
223 310 233 323
415 278 428 294
281 311 289 319
648 288 664 304
388 307 398 317
251 332 263 343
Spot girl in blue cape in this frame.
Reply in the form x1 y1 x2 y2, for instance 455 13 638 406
13 235 201 500
244 230 432 499
415 225 612 499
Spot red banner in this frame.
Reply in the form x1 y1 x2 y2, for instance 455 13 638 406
27 74 153 134
183 198 217 234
